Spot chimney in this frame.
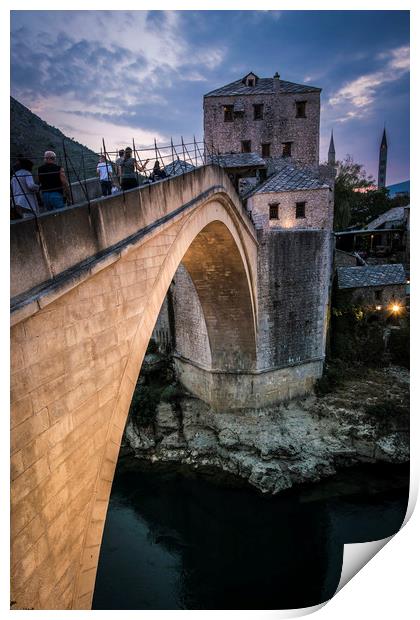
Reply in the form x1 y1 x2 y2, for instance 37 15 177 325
273 71 281 93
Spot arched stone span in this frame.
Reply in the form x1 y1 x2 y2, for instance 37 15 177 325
181 220 256 371
10 191 257 610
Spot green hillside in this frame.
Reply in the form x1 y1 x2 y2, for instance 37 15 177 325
10 96 99 180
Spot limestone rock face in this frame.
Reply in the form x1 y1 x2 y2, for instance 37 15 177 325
156 402 178 432
124 366 409 494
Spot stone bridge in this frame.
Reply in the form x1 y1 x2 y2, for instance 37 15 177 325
10 165 258 609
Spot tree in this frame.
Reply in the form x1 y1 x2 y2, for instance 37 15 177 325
350 188 390 227
332 155 407 231
333 155 374 231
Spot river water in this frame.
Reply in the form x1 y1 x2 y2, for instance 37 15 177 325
93 459 408 610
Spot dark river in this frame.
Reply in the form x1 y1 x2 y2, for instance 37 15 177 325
93 459 409 610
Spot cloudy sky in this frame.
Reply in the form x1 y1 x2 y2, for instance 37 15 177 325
10 10 409 185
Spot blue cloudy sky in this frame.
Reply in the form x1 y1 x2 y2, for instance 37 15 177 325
10 10 409 184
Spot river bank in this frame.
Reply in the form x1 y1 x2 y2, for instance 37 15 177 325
122 358 409 494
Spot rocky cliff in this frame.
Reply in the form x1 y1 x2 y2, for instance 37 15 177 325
122 362 409 494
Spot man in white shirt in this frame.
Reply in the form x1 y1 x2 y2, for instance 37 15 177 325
97 155 114 196
11 157 40 218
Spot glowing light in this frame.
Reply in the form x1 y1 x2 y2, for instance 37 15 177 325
375 305 382 311
407 279 410 285
391 303 401 313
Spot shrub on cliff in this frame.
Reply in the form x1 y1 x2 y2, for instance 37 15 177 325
388 327 410 369
315 361 346 396
330 302 385 366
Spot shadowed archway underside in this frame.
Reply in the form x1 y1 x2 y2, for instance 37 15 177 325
182 221 256 371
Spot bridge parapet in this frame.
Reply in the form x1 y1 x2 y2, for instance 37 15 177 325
11 165 255 309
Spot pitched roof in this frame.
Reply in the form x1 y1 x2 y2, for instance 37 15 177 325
337 264 407 289
247 160 329 195
204 77 321 97
208 152 266 169
164 158 195 176
364 207 405 230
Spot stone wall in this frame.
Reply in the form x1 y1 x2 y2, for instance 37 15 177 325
168 226 334 395
174 357 323 410
246 187 333 231
172 264 212 367
152 295 171 351
255 228 334 371
204 91 320 165
70 177 102 204
338 284 406 309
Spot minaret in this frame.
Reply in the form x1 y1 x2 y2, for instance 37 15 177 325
378 128 388 188
328 130 336 166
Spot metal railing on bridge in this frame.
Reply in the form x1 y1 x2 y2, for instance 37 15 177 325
10 137 225 221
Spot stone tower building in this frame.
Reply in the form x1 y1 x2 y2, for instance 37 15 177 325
203 71 321 164
378 128 388 188
156 71 334 407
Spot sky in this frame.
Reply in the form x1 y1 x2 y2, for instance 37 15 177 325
10 10 410 185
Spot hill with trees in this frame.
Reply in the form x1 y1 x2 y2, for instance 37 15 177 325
10 96 99 180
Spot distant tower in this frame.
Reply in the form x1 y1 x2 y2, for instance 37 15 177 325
328 130 336 166
378 128 388 188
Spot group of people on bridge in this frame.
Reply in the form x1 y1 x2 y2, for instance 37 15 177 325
98 146 167 196
10 146 170 220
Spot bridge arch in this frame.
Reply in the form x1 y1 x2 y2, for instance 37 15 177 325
10 180 257 609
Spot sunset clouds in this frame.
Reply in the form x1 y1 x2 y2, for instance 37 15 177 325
11 10 409 183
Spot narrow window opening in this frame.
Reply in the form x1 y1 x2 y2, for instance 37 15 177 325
261 143 271 157
223 105 234 122
296 101 307 118
282 142 292 157
241 140 251 153
296 201 306 219
253 104 264 120
269 203 279 220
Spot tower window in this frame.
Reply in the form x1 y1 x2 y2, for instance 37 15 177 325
247 78 255 87
375 290 383 301
269 203 279 220
223 105 234 122
296 101 307 118
253 104 264 120
261 143 271 157
296 201 306 219
241 140 251 153
282 142 292 157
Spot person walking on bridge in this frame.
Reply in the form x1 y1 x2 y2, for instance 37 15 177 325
11 157 40 218
38 151 70 210
118 147 149 191
115 149 125 186
97 155 114 196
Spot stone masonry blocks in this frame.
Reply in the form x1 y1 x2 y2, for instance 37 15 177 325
11 182 258 610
